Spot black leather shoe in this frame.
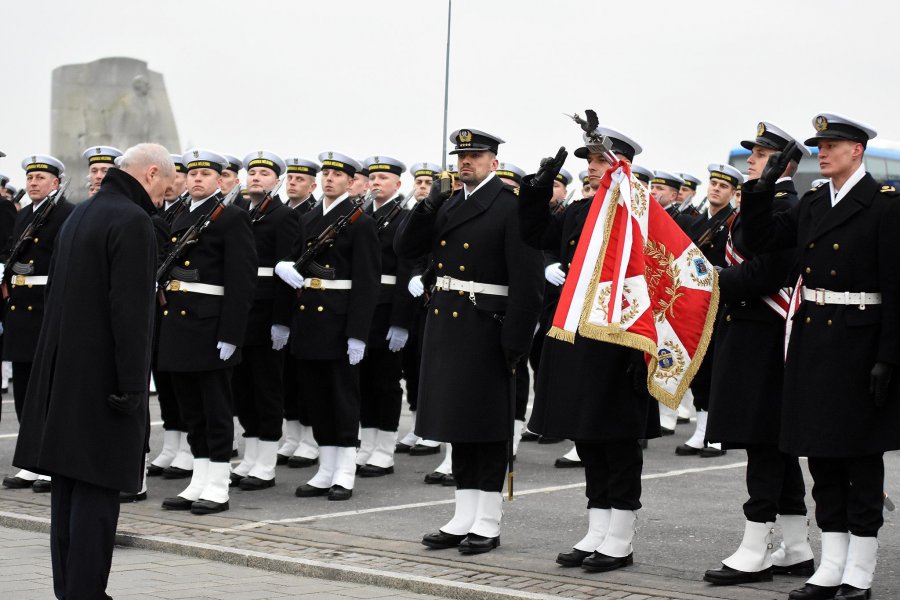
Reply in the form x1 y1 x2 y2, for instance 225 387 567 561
834 584 872 599
788 583 841 600
119 491 147 504
773 558 816 577
422 530 466 549
660 427 675 436
395 442 413 453
146 464 165 477
239 476 275 491
554 457 582 468
287 456 318 468
161 496 194 510
424 471 447 484
162 466 192 479
537 436 562 444
581 551 633 572
700 446 727 458
358 465 394 477
556 548 592 567
675 444 702 456
458 533 500 554
440 474 457 487
520 430 540 442
276 453 289 465
409 444 441 456
191 499 229 515
328 485 352 501
229 472 243 487
295 484 329 497
703 564 773 585
32 480 51 493
2 476 34 489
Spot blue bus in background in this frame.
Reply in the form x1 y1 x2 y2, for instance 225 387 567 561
728 141 900 192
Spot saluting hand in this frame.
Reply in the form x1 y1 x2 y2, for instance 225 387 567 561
532 147 568 188
756 141 797 192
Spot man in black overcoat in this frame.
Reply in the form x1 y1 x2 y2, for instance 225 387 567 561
741 113 900 600
703 122 814 585
395 129 544 555
13 143 173 598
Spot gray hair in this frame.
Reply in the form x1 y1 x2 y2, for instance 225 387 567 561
119 143 175 177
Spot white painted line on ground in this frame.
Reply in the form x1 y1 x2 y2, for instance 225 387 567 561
0 420 165 441
213 459 749 533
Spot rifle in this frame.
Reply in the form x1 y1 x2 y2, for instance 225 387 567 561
156 186 241 306
695 205 736 250
420 260 437 305
163 191 190 226
292 190 375 290
247 178 284 223
1 178 70 300
374 194 406 232
9 189 25 206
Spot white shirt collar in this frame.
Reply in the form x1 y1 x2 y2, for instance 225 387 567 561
322 191 350 215
776 176 792 184
829 163 866 207
463 172 496 200
190 190 219 212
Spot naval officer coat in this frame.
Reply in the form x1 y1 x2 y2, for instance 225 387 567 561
741 173 900 457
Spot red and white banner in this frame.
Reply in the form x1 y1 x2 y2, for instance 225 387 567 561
547 162 719 409
724 218 792 320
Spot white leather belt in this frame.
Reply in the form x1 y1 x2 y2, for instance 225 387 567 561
380 274 397 285
166 280 225 296
434 276 509 297
11 275 48 286
801 286 881 310
257 267 274 277
303 278 352 290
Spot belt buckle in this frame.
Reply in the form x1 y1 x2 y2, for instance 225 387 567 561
437 276 452 291
814 288 825 305
13 275 25 286
168 280 181 292
309 278 323 290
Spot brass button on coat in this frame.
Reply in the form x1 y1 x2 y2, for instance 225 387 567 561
833 243 840 250
805 267 811 274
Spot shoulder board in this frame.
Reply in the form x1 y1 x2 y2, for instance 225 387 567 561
801 183 827 199
775 191 787 198
880 184 898 195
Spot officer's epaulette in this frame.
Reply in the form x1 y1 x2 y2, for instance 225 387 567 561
879 184 899 196
801 182 827 199
775 191 787 198
513 187 520 196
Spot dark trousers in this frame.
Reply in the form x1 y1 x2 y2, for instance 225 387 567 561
171 369 234 462
282 352 305 423
232 345 285 441
153 367 183 431
360 347 403 431
689 341 713 411
453 441 508 492
298 358 360 447
743 444 807 522
50 475 119 600
514 356 529 421
577 439 643 511
12 360 32 422
807 454 884 537
401 306 425 412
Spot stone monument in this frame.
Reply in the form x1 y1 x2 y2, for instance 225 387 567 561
51 57 180 200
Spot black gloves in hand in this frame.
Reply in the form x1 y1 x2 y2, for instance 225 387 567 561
756 141 797 192
532 147 568 188
870 362 895 407
108 391 146 415
423 172 454 213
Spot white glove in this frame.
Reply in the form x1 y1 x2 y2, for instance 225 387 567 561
271 324 290 351
347 337 365 365
275 261 304 289
545 263 566 286
408 275 424 298
386 326 409 352
0 263 5 281
217 341 236 361
0 321 4 337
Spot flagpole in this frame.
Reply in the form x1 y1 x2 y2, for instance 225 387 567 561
441 0 452 170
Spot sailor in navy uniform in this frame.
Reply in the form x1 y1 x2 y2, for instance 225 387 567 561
275 152 379 501
742 113 900 600
229 151 302 491
278 157 321 467
158 149 257 515
631 165 653 191
1 155 73 493
83 145 122 198
703 122 813 585
396 128 543 555
220 154 242 198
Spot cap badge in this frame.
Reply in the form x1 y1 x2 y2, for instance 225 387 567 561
815 116 828 132
459 130 473 143
757 122 766 137
193 150 199 158
257 151 264 158
328 152 333 159
95 147 102 154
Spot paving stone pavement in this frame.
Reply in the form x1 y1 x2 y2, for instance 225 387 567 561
0 525 443 600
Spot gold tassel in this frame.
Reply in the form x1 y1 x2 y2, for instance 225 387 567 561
547 326 575 343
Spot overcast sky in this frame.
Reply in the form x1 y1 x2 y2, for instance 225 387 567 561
3 0 899 193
